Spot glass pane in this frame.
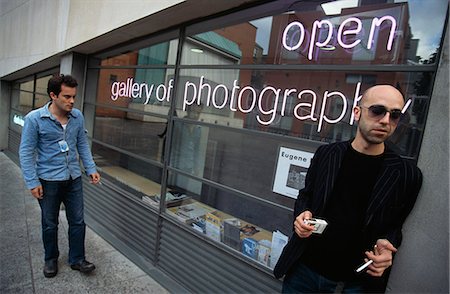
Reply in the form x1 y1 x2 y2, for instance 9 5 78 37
165 171 291 269
95 68 174 115
100 39 178 66
183 0 447 65
11 88 20 110
170 119 207 178
35 75 53 95
18 91 33 113
34 93 49 109
92 142 163 201
169 119 321 208
174 68 432 158
93 107 167 163
19 80 34 92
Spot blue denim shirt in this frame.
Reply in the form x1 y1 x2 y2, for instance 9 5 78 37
19 102 97 189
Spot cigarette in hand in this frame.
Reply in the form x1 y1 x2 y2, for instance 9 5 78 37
356 259 373 273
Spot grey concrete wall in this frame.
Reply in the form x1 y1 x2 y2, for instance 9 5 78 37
387 25 449 293
0 81 11 150
0 0 183 78
60 53 87 111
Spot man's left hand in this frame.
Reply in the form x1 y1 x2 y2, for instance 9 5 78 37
89 172 101 184
365 239 398 277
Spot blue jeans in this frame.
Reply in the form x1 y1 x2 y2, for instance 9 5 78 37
38 176 86 265
282 263 364 293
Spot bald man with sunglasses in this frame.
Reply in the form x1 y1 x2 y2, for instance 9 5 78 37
274 85 422 293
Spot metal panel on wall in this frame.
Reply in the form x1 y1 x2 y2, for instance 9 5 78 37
7 128 21 163
158 218 282 293
83 176 158 266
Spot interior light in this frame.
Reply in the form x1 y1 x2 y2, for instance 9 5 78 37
321 0 358 15
320 44 336 51
191 48 204 53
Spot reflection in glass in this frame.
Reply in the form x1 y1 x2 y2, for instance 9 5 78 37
170 110 208 194
100 39 178 66
19 80 34 92
170 119 317 211
13 75 56 113
34 93 49 109
93 107 167 163
183 0 447 65
35 75 52 96
175 69 431 158
18 91 33 113
92 142 163 199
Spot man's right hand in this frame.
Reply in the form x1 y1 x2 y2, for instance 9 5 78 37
31 185 43 199
294 210 315 238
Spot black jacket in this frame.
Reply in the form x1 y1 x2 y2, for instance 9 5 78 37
273 141 422 291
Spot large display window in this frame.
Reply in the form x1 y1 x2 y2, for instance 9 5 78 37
163 0 446 269
86 0 447 272
87 38 179 211
8 71 62 147
11 79 34 114
34 75 53 108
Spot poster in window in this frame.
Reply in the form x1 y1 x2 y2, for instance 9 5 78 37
273 147 314 199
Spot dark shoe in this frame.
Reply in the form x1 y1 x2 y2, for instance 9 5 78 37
70 260 96 273
43 259 58 278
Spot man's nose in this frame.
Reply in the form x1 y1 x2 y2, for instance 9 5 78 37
379 112 391 124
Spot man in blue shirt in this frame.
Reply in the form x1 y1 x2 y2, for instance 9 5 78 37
19 74 101 278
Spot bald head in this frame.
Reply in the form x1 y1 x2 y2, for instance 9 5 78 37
362 85 405 108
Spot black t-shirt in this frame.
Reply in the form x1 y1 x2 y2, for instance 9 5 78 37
300 145 384 281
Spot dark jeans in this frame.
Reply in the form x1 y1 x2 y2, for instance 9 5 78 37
38 176 86 265
282 263 364 293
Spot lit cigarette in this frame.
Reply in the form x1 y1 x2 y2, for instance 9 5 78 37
356 260 373 273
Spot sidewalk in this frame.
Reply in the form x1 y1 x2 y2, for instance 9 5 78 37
0 152 170 294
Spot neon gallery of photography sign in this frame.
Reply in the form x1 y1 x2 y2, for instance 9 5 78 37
110 14 407 133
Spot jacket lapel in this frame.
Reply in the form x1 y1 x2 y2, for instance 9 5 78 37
364 150 401 226
318 142 348 213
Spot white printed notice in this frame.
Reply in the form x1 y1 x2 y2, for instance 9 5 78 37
273 147 314 199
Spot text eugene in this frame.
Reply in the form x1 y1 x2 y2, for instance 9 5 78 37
281 151 309 164
110 77 412 133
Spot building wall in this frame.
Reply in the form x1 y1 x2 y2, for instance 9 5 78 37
0 81 11 150
387 24 449 294
0 0 183 78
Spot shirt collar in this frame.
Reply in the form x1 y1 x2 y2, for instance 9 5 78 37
39 101 78 119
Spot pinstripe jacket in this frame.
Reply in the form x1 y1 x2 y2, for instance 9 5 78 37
273 140 422 289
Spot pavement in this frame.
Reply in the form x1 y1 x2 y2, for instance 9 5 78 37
0 152 171 294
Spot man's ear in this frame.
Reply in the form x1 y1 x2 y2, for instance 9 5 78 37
49 92 57 100
353 106 361 122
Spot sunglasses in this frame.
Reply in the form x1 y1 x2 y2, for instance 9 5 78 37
360 105 402 122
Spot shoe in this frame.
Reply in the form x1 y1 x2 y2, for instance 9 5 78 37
43 259 58 278
70 260 96 273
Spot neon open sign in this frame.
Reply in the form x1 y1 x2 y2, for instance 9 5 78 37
282 15 397 60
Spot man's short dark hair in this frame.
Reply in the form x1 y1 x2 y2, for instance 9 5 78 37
47 74 78 97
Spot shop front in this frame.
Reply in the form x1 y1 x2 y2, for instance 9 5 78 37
6 0 448 292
